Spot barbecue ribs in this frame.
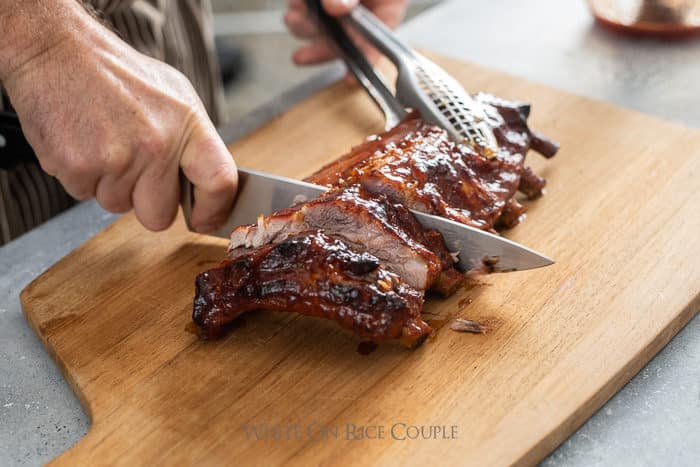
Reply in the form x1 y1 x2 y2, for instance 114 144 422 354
193 231 431 347
193 93 558 347
228 185 463 295
307 94 558 231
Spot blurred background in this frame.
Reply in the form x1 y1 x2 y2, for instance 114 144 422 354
210 0 443 119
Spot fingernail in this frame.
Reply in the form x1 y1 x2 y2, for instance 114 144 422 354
328 0 357 11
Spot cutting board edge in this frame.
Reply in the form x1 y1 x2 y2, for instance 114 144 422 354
518 292 700 467
18 218 138 423
20 296 97 435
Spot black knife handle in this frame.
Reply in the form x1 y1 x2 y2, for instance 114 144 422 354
0 111 38 170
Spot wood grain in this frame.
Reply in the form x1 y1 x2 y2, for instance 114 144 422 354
21 54 700 466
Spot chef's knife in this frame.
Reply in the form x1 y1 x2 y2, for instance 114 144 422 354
182 169 553 273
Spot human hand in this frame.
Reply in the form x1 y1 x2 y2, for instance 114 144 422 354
1 1 238 233
285 0 409 66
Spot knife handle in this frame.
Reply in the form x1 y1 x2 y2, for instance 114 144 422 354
0 111 38 170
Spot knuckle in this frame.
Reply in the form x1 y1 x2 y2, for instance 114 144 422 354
64 183 94 201
179 157 199 180
65 152 95 177
168 70 200 107
178 101 204 128
72 191 92 201
166 66 189 86
58 171 96 201
194 133 224 156
181 134 216 171
136 133 170 164
208 161 238 194
97 192 131 213
103 147 132 175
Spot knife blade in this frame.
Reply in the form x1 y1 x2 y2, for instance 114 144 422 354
184 168 553 273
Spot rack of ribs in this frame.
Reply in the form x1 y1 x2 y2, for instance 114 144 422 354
306 94 558 231
193 93 558 347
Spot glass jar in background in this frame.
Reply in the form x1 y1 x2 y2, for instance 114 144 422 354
588 0 700 36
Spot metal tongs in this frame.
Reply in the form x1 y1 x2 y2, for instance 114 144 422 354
305 0 499 153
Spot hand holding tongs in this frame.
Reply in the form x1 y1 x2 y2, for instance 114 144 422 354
305 0 499 153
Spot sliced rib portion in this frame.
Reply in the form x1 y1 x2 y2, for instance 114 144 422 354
306 94 559 231
193 231 430 347
229 185 463 295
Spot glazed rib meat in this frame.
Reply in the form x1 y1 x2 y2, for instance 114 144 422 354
193 231 431 347
228 185 463 296
193 92 558 347
306 94 558 231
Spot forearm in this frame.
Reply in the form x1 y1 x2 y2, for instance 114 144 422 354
0 0 90 83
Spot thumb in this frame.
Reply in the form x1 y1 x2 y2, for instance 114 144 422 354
321 0 360 16
180 121 238 233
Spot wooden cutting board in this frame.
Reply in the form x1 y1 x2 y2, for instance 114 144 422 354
21 54 700 466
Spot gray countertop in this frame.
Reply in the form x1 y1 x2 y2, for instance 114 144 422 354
2 1 700 465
